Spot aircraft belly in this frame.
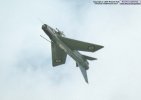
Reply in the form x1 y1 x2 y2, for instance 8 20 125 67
58 40 83 64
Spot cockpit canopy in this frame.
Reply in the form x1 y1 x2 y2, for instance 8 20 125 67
56 28 65 37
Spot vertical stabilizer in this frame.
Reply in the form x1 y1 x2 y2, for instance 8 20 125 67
79 65 88 83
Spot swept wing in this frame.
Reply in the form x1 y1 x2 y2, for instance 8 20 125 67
51 42 67 66
61 37 103 52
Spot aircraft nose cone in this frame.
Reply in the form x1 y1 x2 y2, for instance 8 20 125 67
42 24 47 29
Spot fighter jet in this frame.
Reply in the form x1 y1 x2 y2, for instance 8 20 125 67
41 24 103 83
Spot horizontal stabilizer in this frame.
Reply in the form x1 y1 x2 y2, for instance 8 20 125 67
82 55 97 60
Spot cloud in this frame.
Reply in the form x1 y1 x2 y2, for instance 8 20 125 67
0 0 141 100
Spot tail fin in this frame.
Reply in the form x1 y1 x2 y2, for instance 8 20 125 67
79 65 88 83
82 55 97 60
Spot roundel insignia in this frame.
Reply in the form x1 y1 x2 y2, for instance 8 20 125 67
88 46 95 50
56 59 61 63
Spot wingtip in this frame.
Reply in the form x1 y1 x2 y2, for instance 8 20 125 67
97 45 104 50
93 45 104 52
86 80 89 84
85 78 89 84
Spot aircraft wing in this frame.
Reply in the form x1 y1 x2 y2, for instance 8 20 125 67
51 42 67 66
79 65 88 83
60 37 103 52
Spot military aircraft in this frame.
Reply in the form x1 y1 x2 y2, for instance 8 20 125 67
41 24 103 83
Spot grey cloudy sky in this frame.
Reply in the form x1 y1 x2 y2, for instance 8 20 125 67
0 0 141 100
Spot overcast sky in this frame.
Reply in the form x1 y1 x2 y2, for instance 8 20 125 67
0 0 141 100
